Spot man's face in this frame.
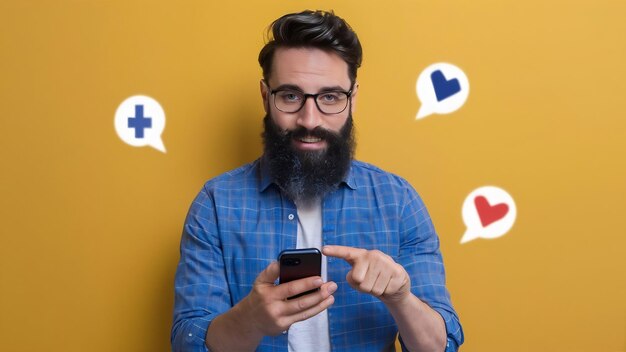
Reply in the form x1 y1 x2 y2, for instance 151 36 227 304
260 47 358 202
260 47 358 150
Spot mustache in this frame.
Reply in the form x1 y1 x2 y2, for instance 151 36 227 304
284 126 341 141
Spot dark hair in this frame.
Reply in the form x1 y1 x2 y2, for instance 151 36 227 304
258 10 362 86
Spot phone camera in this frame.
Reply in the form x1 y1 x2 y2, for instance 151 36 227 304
281 258 301 266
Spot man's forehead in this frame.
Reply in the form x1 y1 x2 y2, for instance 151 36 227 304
268 47 351 90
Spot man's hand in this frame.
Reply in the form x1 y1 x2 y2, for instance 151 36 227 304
206 261 337 351
241 261 337 336
322 245 410 303
322 246 447 351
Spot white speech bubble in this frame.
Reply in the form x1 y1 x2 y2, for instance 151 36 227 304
416 62 469 120
114 95 166 153
461 186 516 244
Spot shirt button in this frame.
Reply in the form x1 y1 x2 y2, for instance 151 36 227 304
288 214 295 220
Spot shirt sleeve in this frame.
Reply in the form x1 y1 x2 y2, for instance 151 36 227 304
171 187 232 352
396 182 464 351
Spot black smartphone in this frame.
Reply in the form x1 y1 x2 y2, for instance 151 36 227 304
278 248 322 300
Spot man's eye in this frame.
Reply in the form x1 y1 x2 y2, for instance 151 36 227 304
278 92 302 102
319 93 342 104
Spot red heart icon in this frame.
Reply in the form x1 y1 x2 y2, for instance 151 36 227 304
474 196 509 227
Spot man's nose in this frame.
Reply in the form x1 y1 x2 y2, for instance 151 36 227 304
296 97 323 130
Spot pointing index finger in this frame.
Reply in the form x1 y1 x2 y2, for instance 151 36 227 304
322 245 364 263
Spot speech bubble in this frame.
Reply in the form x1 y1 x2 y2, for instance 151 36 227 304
416 62 469 120
114 95 166 153
461 186 517 244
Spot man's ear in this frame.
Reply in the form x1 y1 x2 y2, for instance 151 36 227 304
260 79 269 113
350 82 359 113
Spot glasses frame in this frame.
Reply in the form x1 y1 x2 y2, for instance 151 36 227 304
267 85 353 115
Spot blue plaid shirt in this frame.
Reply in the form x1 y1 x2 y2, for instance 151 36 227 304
172 158 463 351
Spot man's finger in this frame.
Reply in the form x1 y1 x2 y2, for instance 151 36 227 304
371 271 392 297
255 261 280 284
284 294 335 326
345 270 358 290
356 263 378 293
275 276 324 300
322 245 364 263
350 260 370 284
282 282 337 315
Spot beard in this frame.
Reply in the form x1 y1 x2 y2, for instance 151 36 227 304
261 113 355 204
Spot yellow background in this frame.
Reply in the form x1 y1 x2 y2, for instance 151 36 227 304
1 1 625 351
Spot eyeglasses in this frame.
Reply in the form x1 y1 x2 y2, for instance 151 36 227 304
268 86 353 114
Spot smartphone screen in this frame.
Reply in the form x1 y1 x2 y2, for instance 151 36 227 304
278 248 322 299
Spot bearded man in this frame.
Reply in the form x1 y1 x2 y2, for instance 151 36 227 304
172 10 463 352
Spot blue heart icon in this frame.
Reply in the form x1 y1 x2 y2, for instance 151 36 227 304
431 70 461 102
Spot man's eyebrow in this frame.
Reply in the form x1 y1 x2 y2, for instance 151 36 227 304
317 85 350 92
272 84 350 92
272 84 303 92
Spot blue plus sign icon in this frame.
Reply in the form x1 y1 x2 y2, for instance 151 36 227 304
128 104 152 138
115 95 167 153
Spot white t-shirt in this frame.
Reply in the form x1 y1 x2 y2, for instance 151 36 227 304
287 199 331 352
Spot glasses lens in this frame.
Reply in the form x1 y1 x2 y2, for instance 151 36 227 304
274 91 304 113
316 92 349 114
